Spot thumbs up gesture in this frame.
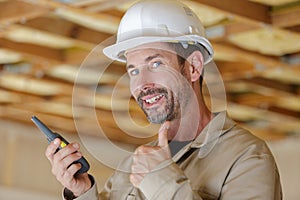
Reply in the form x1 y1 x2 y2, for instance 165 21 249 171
130 121 171 187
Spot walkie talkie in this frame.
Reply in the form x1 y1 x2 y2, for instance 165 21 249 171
31 116 90 174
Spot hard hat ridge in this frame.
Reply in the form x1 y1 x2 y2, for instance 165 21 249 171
103 0 214 65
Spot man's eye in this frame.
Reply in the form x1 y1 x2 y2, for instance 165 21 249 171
150 61 162 69
129 69 139 76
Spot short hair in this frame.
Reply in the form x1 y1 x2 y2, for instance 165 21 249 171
167 42 206 88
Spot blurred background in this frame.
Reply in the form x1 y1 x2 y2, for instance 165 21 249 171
0 0 300 199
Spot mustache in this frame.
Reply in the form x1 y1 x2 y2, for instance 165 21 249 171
137 88 168 102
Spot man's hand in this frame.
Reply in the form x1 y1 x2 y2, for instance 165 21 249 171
45 138 91 197
130 121 171 187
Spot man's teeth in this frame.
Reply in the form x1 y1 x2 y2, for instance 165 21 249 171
145 94 164 104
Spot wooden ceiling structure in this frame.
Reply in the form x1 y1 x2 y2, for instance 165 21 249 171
0 0 300 144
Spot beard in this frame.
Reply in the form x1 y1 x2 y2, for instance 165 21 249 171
137 87 179 124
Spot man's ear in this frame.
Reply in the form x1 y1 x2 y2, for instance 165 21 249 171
186 50 204 82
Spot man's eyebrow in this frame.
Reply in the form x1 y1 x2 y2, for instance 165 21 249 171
126 54 162 70
126 64 135 70
145 54 161 62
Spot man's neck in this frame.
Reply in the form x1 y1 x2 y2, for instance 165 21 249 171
167 107 212 142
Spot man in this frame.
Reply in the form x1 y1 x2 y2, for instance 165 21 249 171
45 0 282 199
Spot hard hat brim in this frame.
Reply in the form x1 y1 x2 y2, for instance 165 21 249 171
103 35 214 65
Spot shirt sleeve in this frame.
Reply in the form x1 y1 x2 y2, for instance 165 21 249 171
63 175 99 200
138 159 203 200
221 149 282 199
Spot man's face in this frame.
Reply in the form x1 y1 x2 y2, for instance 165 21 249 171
126 43 192 124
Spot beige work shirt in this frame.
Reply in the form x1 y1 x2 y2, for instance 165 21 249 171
64 111 282 199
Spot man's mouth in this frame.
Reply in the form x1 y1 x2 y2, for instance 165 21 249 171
144 94 164 105
137 87 168 109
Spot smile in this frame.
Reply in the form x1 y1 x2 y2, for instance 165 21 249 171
144 94 164 104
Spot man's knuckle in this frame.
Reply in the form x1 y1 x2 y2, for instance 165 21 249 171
64 170 73 179
51 167 59 177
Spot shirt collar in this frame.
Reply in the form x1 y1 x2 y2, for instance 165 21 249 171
173 111 236 161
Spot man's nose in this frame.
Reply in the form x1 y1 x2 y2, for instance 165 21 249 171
131 68 153 89
130 77 155 95
141 83 155 92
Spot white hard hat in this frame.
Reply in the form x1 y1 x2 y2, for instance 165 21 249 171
103 0 214 65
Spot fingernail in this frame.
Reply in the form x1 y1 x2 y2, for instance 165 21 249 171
73 143 79 149
54 138 60 145
165 123 170 130
76 152 82 157
162 121 170 130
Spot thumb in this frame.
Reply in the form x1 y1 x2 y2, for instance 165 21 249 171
158 121 170 147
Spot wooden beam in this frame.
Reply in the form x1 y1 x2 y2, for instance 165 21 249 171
71 0 106 7
192 0 300 28
244 77 299 94
0 48 23 64
0 106 77 133
0 89 44 104
46 64 124 85
0 105 155 145
0 0 49 26
24 15 111 44
24 0 120 34
0 38 66 61
0 48 64 75
227 102 300 132
214 60 256 80
0 25 93 64
272 5 300 27
287 24 300 33
212 42 300 70
226 80 300 115
226 81 296 96
83 0 135 13
101 9 126 18
0 73 72 96
223 22 263 37
13 101 75 118
268 105 300 118
192 0 272 23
